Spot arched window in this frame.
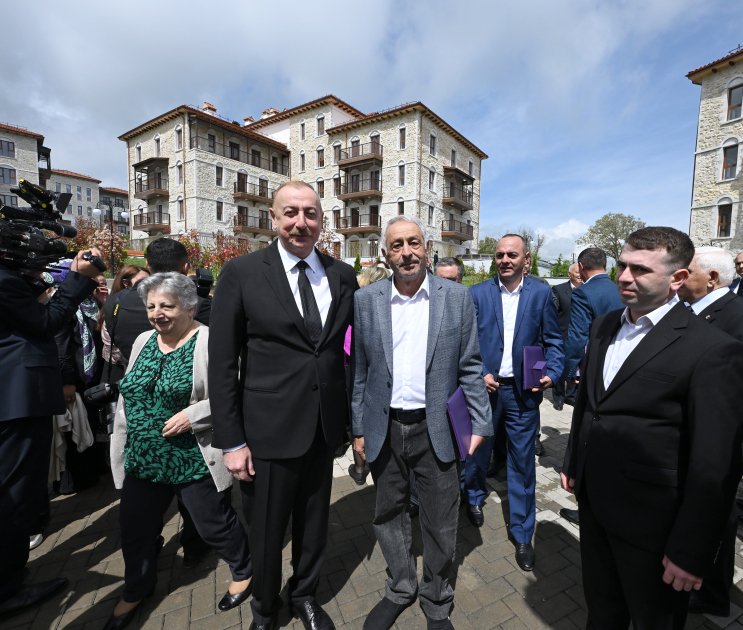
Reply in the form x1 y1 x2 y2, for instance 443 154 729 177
727 77 743 121
174 124 183 150
717 197 733 238
722 138 739 180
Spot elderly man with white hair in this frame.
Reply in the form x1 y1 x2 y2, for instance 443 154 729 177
677 246 743 618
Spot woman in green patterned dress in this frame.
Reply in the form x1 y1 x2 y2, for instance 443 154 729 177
105 273 252 629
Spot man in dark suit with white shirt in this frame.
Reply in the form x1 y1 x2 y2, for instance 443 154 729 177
678 246 743 617
730 250 743 295
551 263 581 410
209 181 357 630
562 227 743 629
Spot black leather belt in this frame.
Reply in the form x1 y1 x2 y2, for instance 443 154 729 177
496 376 516 385
389 407 426 424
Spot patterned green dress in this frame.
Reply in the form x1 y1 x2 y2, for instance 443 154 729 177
119 332 209 484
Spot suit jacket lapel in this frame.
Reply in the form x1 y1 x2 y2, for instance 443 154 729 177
376 279 394 375
589 313 620 406
262 242 313 346
698 292 733 324
426 276 445 371
602 303 687 400
487 279 505 342
318 251 340 347
513 278 532 340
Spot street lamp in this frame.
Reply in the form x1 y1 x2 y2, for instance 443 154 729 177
93 203 129 276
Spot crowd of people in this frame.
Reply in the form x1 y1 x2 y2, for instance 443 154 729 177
1 179 743 630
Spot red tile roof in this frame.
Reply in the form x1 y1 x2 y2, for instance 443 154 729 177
0 122 44 140
50 169 102 183
245 95 365 130
687 47 743 84
99 186 128 195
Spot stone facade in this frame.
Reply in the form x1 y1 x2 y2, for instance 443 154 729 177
119 97 487 259
0 123 45 209
688 49 743 253
47 169 101 225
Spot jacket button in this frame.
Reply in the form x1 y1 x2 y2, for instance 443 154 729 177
592 414 599 422
312 384 318 391
314 351 320 357
208 460 215 466
387 382 391 388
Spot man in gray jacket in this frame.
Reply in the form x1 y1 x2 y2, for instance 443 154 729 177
352 216 491 630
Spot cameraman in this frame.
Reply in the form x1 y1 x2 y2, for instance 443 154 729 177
103 238 211 566
0 248 103 618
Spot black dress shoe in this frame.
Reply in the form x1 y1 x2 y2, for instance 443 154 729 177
348 463 369 485
466 503 484 527
103 605 140 630
363 597 413 629
218 580 253 611
249 621 276 630
534 436 545 457
292 599 335 630
515 543 535 571
559 508 580 525
0 578 68 619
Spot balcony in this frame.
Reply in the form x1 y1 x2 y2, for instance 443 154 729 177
334 213 381 235
441 219 473 242
134 178 169 200
337 141 383 169
443 164 475 182
190 135 290 176
234 213 274 237
234 181 273 203
442 183 473 211
338 177 382 202
133 211 170 233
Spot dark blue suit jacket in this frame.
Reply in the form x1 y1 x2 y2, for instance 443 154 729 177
470 275 564 410
563 273 622 380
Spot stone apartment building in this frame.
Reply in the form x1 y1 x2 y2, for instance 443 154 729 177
47 169 101 222
119 95 487 259
98 186 131 236
688 47 743 250
0 122 52 209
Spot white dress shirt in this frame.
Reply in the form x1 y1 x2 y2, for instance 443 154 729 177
390 275 429 410
276 239 332 326
497 278 524 378
690 286 730 315
602 295 679 390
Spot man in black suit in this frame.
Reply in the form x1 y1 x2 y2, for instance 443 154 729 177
209 181 356 630
102 237 209 565
730 250 743 295
0 249 102 619
678 246 743 617
551 262 581 409
562 227 743 629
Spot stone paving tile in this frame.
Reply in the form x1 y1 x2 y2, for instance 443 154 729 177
7 399 743 629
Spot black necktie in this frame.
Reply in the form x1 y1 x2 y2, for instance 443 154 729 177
296 260 322 345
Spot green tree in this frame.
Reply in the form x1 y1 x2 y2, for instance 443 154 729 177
488 255 498 278
354 254 362 274
609 266 617 282
530 253 539 276
577 212 646 263
550 254 570 278
479 236 498 254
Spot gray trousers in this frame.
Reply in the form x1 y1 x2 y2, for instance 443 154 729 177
369 418 459 620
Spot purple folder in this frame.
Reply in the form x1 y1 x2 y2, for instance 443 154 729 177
447 386 472 461
523 345 547 389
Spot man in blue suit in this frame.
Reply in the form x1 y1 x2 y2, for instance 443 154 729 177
562 248 623 387
464 234 563 571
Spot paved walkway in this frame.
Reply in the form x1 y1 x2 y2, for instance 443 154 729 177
6 399 743 629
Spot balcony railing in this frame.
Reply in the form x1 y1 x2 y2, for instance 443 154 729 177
346 240 380 259
334 213 381 231
234 214 274 232
338 141 383 166
338 177 382 198
134 211 169 228
190 135 290 175
234 180 273 200
441 219 473 241
135 180 169 193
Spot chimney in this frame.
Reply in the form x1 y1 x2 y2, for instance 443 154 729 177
260 107 279 120
243 115 255 126
201 101 217 115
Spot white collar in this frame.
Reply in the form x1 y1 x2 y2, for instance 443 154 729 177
620 294 680 328
391 274 429 303
276 238 322 275
690 286 731 315
498 277 524 295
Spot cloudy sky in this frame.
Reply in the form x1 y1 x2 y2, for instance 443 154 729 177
3 0 742 260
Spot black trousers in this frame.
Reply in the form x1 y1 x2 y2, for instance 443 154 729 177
579 491 689 630
0 416 53 601
241 424 334 625
119 473 251 602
